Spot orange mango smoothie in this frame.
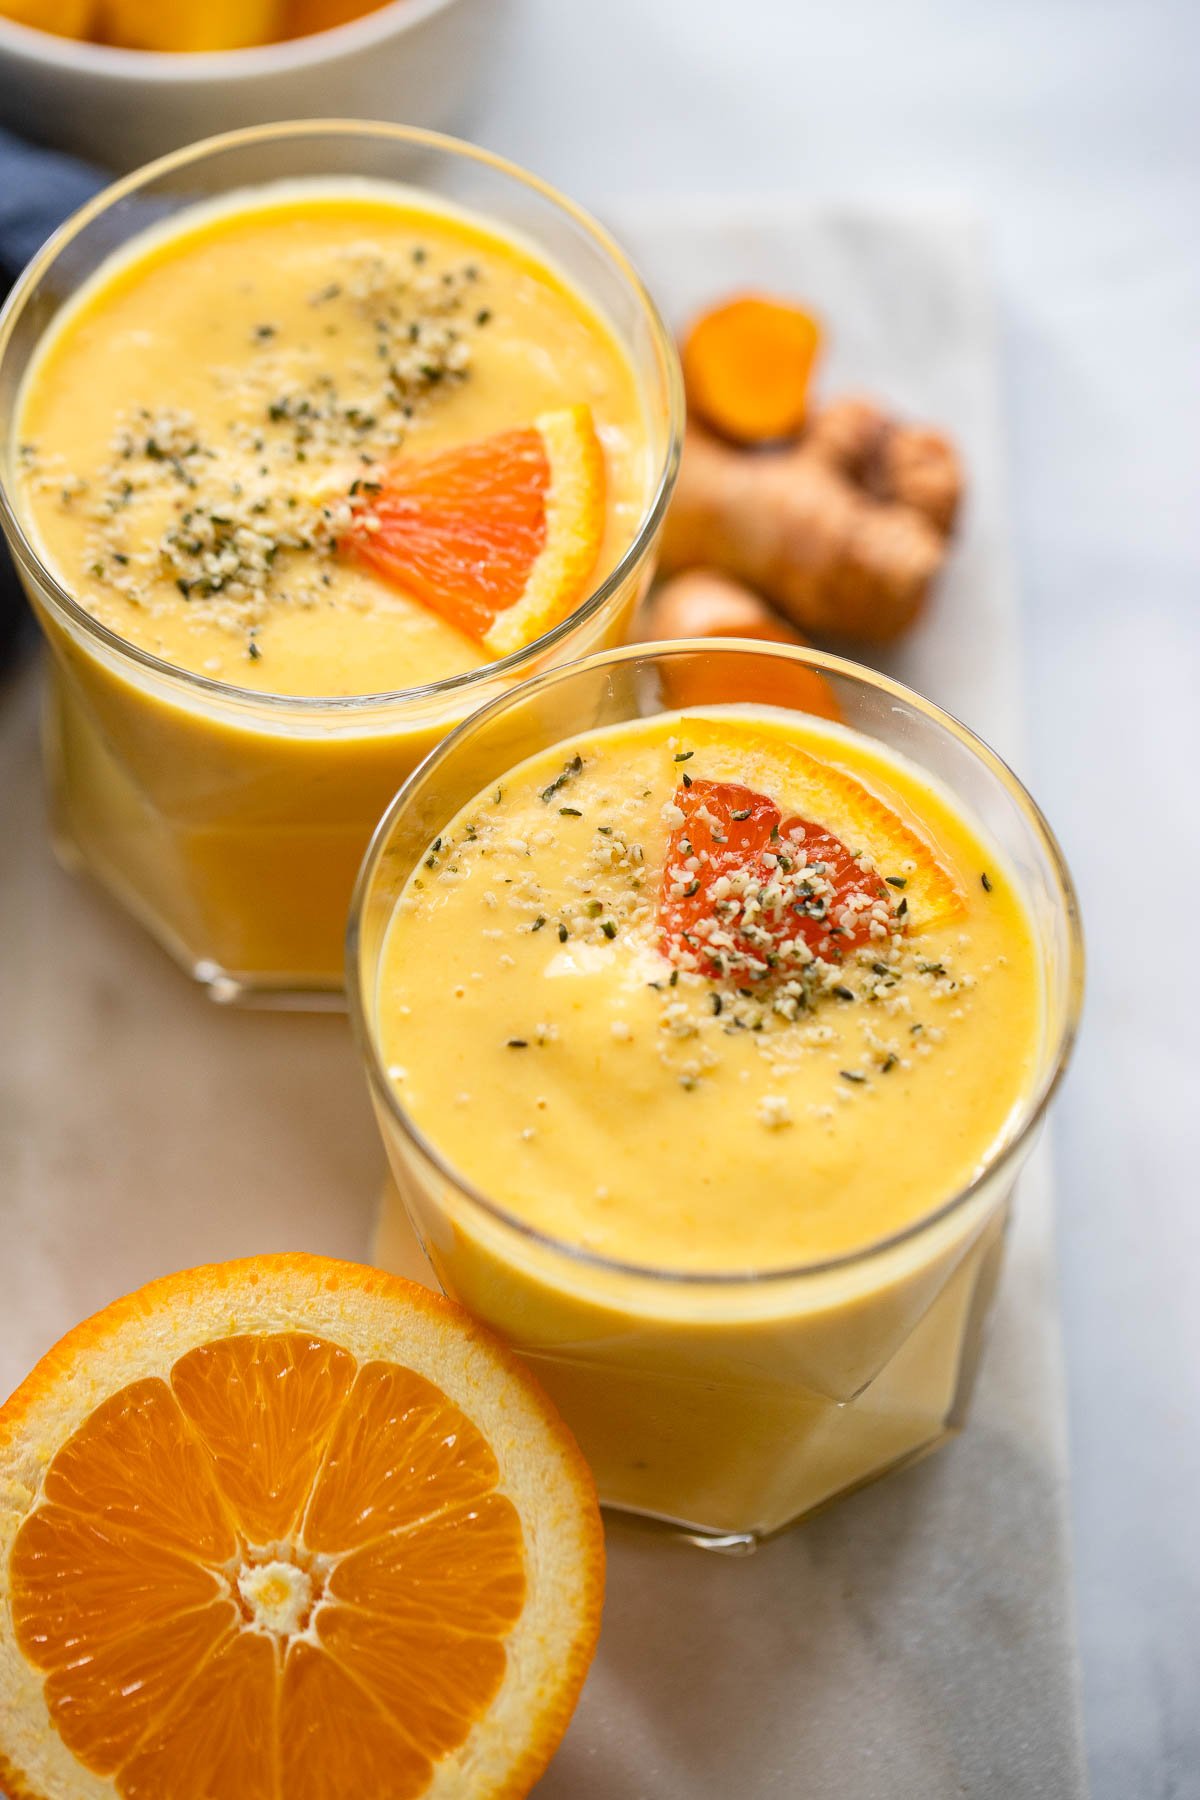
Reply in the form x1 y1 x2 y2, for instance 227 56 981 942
10 180 655 994
370 706 1045 1537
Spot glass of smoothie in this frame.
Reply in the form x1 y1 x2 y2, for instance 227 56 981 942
0 122 680 1002
349 640 1084 1549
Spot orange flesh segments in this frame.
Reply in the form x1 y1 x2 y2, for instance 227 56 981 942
659 777 895 978
341 406 606 658
12 1338 522 1796
0 1257 603 1800
346 427 550 640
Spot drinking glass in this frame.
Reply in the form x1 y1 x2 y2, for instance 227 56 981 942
0 122 682 1003
348 641 1084 1548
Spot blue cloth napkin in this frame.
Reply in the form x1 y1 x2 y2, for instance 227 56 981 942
0 126 106 284
0 128 106 663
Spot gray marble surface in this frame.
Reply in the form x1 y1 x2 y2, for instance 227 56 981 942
1 201 1084 1800
467 7 1200 1796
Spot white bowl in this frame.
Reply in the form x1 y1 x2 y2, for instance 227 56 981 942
0 0 498 170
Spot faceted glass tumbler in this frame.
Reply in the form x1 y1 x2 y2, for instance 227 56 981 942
349 642 1084 1547
0 122 682 1004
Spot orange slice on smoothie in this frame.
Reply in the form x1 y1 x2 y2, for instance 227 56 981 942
674 719 965 935
0 1255 603 1800
342 405 606 659
660 777 897 972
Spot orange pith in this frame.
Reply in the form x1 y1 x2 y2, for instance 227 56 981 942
342 405 606 658
0 1258 604 1800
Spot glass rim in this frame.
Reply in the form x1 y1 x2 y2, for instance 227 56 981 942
0 118 684 717
347 638 1086 1290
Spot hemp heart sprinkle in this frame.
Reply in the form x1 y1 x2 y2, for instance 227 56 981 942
31 243 491 651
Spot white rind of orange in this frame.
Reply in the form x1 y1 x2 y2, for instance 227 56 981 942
0 1255 604 1800
679 716 966 933
482 405 606 659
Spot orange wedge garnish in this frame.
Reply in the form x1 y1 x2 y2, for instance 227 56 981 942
673 719 966 934
0 1256 603 1800
342 405 606 659
659 777 895 973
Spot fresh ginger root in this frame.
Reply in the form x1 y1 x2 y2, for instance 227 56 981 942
681 294 823 444
641 571 841 721
660 398 964 641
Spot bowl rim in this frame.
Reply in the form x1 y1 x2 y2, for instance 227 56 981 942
0 0 466 80
346 637 1087 1292
0 118 684 717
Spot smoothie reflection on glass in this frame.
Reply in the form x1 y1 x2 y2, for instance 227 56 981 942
349 642 1083 1547
0 122 680 1002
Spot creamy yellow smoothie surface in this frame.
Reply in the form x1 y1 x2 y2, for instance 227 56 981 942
377 709 1043 1273
14 184 649 695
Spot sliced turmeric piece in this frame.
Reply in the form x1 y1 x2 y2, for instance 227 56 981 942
681 293 822 444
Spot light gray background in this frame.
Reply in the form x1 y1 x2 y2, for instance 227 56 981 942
465 7 1200 1798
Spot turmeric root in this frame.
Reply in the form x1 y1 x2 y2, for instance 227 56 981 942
802 397 962 535
640 569 808 647
641 571 841 721
681 294 822 445
660 397 964 641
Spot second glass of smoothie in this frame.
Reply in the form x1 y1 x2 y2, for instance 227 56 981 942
349 641 1083 1548
0 122 681 1002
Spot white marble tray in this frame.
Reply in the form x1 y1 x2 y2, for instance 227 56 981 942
0 206 1085 1799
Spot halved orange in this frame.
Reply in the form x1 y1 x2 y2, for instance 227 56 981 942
674 717 966 934
0 1255 604 1800
342 406 606 659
